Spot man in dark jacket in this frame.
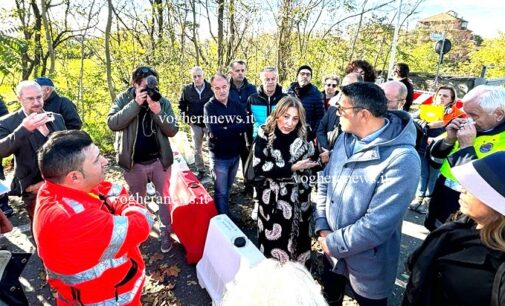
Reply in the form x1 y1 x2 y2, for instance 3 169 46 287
178 66 214 180
34 77 82 129
204 73 248 219
316 72 363 164
228 60 257 189
247 66 286 141
321 75 339 111
0 81 66 221
288 65 324 136
0 97 12 217
392 63 414 112
107 66 178 253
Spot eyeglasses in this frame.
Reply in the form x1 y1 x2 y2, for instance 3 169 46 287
299 71 312 77
335 104 364 116
23 95 43 102
325 84 338 88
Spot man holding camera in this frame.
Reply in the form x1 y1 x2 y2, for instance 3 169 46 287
0 81 65 221
107 66 178 253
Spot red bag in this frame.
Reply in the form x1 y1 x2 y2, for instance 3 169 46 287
168 152 217 263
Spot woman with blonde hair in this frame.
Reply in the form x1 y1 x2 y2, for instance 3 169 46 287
253 96 319 264
403 151 505 306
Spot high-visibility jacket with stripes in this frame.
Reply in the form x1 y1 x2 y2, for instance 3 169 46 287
438 130 505 182
33 181 154 305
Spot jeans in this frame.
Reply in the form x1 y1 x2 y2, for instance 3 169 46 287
124 159 171 233
211 155 240 216
190 124 207 172
416 152 439 198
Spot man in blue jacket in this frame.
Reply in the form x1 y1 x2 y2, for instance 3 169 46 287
315 82 420 306
288 65 324 137
204 73 249 219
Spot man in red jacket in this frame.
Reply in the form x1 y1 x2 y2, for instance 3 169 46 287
33 130 153 305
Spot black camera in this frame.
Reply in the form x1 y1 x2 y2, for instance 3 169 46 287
141 75 161 102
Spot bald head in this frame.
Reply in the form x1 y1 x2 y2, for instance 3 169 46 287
341 72 364 86
381 81 407 110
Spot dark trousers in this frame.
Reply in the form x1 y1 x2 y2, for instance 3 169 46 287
22 192 37 223
322 257 388 306
424 176 460 231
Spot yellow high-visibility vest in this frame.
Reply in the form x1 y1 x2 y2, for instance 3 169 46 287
439 130 505 182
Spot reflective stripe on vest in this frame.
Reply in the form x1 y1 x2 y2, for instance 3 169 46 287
46 216 130 285
100 216 129 261
63 198 85 214
57 271 145 306
87 271 145 306
107 183 123 198
47 255 129 286
121 206 154 228
439 130 505 182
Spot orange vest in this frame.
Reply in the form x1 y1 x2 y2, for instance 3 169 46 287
34 181 153 305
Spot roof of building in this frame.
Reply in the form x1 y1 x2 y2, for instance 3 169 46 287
419 10 467 23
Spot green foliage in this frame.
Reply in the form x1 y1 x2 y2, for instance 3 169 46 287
461 34 505 78
1 1 504 155
0 34 26 76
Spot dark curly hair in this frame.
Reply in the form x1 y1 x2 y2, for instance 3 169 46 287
344 60 376 83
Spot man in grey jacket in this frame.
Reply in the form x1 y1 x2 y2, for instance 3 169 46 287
315 82 420 305
107 66 178 253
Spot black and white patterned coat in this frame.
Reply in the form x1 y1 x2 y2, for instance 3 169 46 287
253 125 315 264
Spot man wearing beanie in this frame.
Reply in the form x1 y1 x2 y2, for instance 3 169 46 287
34 77 82 130
287 65 324 137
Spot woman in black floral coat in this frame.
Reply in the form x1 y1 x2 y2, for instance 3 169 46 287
253 96 319 264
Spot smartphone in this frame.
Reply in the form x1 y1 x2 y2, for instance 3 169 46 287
35 112 55 122
46 112 55 122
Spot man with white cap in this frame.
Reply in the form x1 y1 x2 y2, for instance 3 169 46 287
403 151 505 306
